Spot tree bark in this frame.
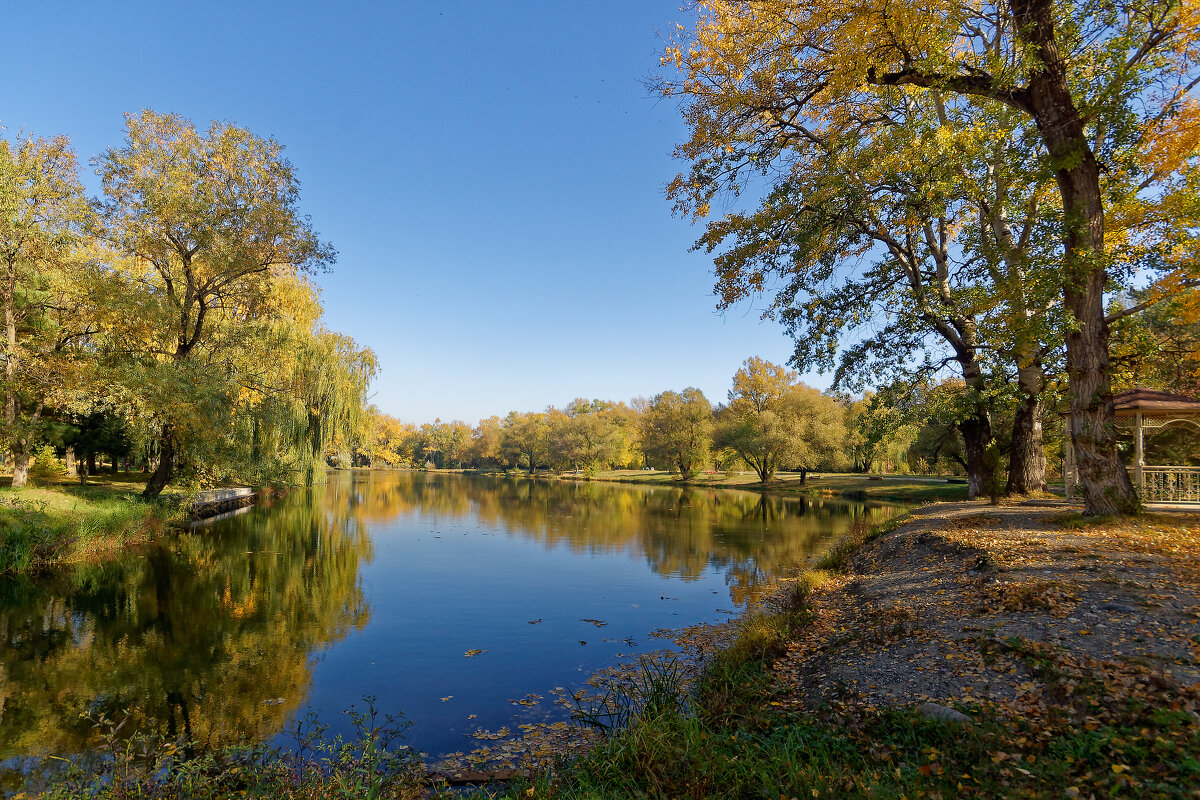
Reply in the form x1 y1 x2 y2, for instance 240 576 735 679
959 412 992 500
143 425 175 498
4 261 27 489
11 452 30 487
65 445 76 477
1006 399 1047 495
1006 362 1048 494
1008 0 1136 514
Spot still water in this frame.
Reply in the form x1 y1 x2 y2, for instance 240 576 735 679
0 471 894 767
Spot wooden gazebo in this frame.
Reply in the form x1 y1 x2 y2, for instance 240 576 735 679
1065 388 1200 504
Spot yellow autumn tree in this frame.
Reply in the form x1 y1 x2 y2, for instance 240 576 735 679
663 0 1199 514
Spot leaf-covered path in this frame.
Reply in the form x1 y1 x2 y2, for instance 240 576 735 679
774 502 1200 724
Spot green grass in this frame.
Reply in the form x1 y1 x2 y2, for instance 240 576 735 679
509 701 1198 799
0 479 181 573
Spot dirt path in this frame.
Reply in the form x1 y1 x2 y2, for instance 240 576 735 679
774 502 1200 722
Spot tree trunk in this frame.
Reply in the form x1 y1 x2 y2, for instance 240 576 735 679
4 264 26 488
86 451 96 476
1009 0 1136 514
959 412 992 500
251 417 262 466
1006 396 1047 495
65 445 76 477
11 452 30 487
143 425 175 498
1006 362 1048 495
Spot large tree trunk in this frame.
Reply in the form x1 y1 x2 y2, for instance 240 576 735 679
143 425 175 498
1006 362 1048 495
959 411 992 500
1009 0 1136 514
65 445 77 477
11 452 30 487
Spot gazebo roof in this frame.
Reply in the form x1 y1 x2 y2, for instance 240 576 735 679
1113 388 1200 416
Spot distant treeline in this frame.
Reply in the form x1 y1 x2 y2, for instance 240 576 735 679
339 359 1002 488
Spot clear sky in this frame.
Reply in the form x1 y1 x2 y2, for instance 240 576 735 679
2 1 819 424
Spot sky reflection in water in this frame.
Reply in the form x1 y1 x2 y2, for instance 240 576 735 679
0 471 896 766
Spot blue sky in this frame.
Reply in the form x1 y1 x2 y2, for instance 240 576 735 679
2 1 816 423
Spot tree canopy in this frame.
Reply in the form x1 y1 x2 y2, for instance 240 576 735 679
659 0 1199 513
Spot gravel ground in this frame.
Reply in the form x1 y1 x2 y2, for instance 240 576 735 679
773 501 1200 719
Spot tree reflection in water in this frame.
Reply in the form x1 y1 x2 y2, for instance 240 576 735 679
326 471 892 604
0 496 370 773
0 471 896 778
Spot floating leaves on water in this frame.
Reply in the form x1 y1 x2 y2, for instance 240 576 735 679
440 696 453 702
467 714 477 719
527 619 543 625
464 649 487 657
578 640 587 646
622 637 637 646
508 693 543 707
580 618 608 628
469 726 511 740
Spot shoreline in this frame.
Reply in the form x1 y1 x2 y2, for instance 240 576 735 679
344 465 980 505
502 500 1200 798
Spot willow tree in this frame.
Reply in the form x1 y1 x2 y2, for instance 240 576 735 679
285 328 377 484
663 0 1198 514
95 111 335 496
0 134 90 486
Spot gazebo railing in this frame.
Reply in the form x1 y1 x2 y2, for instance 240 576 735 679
1141 466 1200 503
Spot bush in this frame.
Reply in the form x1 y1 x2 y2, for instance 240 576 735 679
29 445 65 485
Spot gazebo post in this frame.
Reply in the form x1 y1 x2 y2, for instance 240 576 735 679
1135 410 1145 498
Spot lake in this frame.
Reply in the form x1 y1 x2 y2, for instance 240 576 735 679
0 471 895 773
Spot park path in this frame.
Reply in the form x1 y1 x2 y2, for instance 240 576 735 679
773 502 1200 724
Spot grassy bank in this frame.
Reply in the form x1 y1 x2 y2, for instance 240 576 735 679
0 476 182 573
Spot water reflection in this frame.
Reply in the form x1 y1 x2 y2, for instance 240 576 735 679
0 496 370 765
0 471 894 771
327 471 884 603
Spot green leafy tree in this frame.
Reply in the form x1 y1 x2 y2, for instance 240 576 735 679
95 111 335 497
0 134 91 487
500 411 550 473
661 0 1200 514
549 399 625 472
640 387 714 478
715 358 846 483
